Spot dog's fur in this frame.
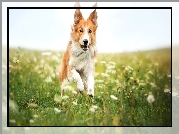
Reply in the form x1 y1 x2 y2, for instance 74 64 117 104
59 2 98 97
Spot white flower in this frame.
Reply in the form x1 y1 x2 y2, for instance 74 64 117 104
130 77 134 80
9 119 16 123
13 58 20 64
72 101 77 105
94 72 99 77
89 105 98 112
9 100 18 112
101 73 110 77
148 70 153 75
95 79 104 83
150 82 156 88
33 114 38 118
41 52 52 56
62 95 69 100
110 95 118 100
126 66 133 70
147 92 155 103
61 79 69 89
164 89 171 93
108 62 116 65
29 119 34 123
139 83 146 86
167 74 171 77
51 55 60 62
62 85 74 91
54 108 61 113
28 103 38 108
107 65 115 70
92 105 98 109
9 65 13 68
54 94 62 103
154 62 159 67
40 59 45 64
33 57 37 62
97 85 103 89
100 61 106 64
45 76 52 83
72 90 77 95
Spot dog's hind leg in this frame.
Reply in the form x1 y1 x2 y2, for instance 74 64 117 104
60 79 69 97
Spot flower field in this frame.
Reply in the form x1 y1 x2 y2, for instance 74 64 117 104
8 47 171 126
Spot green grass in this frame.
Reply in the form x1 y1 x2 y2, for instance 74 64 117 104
8 47 171 126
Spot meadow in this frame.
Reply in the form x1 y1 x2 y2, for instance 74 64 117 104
8 47 171 126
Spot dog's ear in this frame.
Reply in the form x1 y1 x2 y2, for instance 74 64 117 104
88 9 98 26
87 3 98 25
74 2 83 24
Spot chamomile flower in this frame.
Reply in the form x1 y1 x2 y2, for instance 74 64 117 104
164 89 171 93
89 105 98 112
110 95 118 100
147 92 155 104
45 76 52 83
54 108 61 113
101 73 110 77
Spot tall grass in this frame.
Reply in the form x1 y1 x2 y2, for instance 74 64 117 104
8 47 171 126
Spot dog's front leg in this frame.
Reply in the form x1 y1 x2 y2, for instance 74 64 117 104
71 69 84 94
86 74 94 97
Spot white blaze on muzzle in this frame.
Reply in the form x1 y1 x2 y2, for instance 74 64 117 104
81 27 90 51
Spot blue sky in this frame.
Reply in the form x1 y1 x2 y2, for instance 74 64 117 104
2 2 177 52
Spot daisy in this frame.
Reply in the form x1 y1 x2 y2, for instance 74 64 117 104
147 92 155 104
164 89 171 93
89 105 98 112
45 76 52 83
54 108 61 113
110 95 118 100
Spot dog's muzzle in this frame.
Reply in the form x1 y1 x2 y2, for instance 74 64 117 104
81 39 89 51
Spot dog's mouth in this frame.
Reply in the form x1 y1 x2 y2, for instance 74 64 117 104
81 45 89 51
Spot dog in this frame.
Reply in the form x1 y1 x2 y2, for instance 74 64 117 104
59 2 98 97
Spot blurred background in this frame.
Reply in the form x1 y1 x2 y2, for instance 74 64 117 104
2 2 175 53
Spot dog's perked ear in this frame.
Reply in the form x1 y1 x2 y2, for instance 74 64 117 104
87 2 98 26
88 9 98 26
74 2 83 24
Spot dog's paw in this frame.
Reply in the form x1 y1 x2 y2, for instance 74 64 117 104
88 94 93 97
87 88 94 97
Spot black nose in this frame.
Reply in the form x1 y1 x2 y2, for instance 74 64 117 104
83 39 88 45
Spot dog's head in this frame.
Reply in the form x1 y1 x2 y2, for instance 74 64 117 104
71 2 98 52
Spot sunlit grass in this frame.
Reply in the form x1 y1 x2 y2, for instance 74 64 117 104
8 47 171 126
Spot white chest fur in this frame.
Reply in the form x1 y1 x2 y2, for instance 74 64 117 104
69 43 96 73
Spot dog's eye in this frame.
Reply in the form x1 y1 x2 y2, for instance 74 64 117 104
89 29 92 33
79 29 83 33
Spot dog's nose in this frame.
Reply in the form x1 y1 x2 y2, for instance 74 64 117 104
83 39 88 45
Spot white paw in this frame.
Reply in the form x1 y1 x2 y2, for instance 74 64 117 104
87 88 94 97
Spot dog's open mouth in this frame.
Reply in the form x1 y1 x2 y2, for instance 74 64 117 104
81 45 89 51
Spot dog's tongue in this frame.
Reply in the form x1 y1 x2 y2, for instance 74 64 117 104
81 45 88 51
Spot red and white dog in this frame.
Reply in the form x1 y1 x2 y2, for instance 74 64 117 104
59 2 98 97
